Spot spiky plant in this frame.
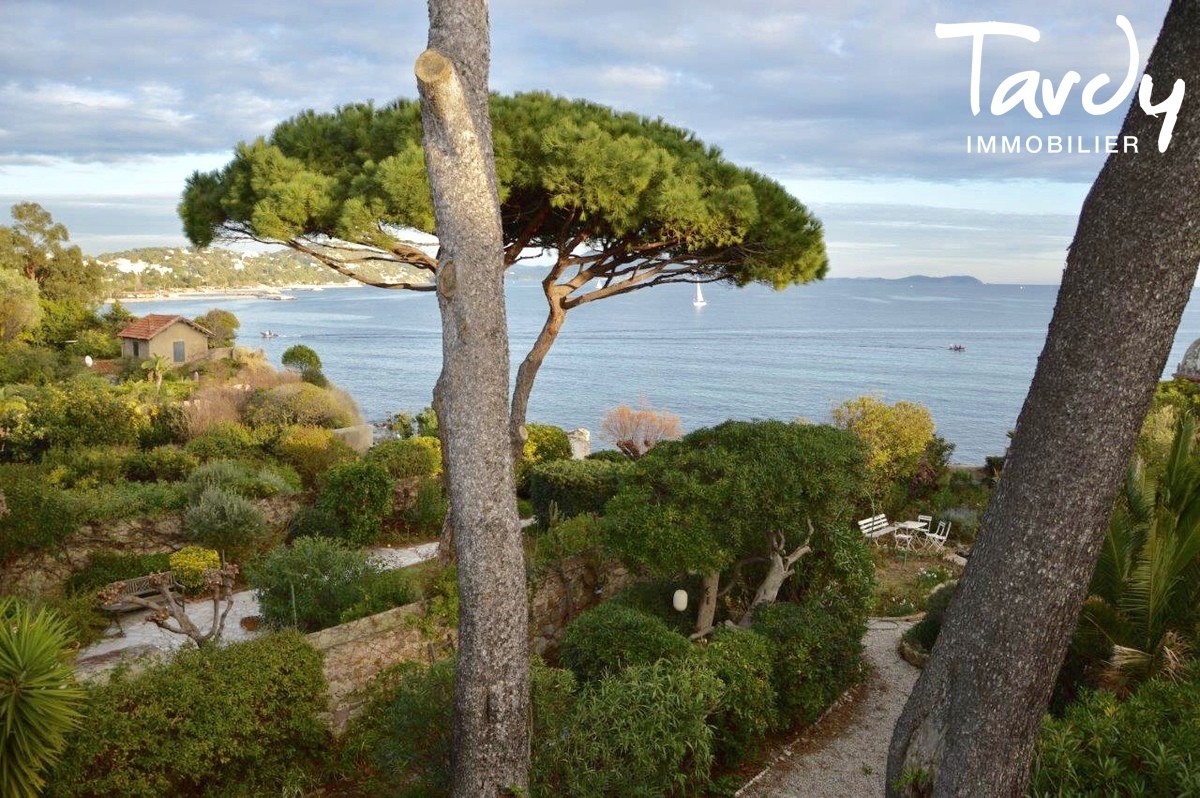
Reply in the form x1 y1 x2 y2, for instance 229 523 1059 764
1086 412 1200 686
0 598 85 797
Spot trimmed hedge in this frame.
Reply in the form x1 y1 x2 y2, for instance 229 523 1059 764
753 599 866 726
47 633 329 797
702 627 779 765
528 458 630 523
366 436 442 479
559 601 692 682
539 660 723 797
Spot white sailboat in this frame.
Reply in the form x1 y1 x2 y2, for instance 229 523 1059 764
692 283 707 307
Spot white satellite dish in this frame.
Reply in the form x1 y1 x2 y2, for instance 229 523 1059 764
84 355 94 367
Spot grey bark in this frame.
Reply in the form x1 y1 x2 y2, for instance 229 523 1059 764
416 2 530 795
739 529 811 627
887 3 1200 795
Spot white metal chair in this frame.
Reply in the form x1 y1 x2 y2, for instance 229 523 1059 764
916 514 932 533
923 520 950 550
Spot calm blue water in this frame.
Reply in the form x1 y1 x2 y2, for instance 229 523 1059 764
128 280 1200 464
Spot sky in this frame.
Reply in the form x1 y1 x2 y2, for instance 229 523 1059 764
0 0 1178 283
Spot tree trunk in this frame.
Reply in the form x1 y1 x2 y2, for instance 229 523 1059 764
694 571 720 636
509 286 567 462
416 2 530 794
888 5 1200 795
739 533 811 627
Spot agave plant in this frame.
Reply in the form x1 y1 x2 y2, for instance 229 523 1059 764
1086 412 1200 686
0 598 86 798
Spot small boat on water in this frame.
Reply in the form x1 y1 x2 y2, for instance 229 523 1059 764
261 330 280 339
949 344 966 352
692 283 707 308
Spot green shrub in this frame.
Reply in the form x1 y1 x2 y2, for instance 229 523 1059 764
586 449 629 463
185 458 295 502
287 503 341 541
120 446 198 483
901 582 957 654
367 436 442 479
611 576 708 636
396 476 448 538
47 633 328 797
37 377 142 451
559 601 692 682
350 659 456 796
314 459 395 546
42 445 132 489
338 568 419 625
243 382 357 429
168 546 220 592
0 598 86 798
281 344 321 373
20 592 109 650
1030 662 1200 796
182 486 269 562
529 513 603 570
529 458 630 523
702 628 779 765
0 466 78 562
64 551 172 595
274 424 356 486
249 536 376 632
539 660 722 797
183 421 258 462
753 599 866 726
70 481 188 523
517 423 572 493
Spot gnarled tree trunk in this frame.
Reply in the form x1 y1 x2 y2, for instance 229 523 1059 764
416 2 529 793
888 4 1200 794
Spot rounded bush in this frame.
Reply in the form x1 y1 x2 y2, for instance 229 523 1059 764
528 458 630 523
540 660 723 797
703 628 779 764
0 466 78 563
183 421 258 462
182 486 268 562
168 546 220 592
517 423 572 493
243 382 357 429
753 599 865 726
273 424 356 486
366 436 442 479
249 536 376 632
901 581 957 654
120 445 198 483
396 476 447 538
46 633 328 797
559 601 692 682
185 459 294 502
315 460 395 546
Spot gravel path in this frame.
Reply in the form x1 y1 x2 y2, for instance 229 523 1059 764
739 618 920 797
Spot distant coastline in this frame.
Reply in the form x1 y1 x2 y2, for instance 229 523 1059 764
111 282 366 304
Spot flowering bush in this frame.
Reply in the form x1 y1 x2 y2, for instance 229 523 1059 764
169 546 220 591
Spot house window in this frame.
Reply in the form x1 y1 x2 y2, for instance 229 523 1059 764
173 341 186 363
133 341 142 358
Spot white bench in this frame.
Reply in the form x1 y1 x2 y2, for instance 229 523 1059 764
857 514 896 543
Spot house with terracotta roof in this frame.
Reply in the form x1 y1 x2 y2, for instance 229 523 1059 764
117 314 214 364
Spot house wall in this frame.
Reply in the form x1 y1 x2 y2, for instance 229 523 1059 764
142 322 210 363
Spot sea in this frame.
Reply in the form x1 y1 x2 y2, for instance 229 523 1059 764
125 278 1200 465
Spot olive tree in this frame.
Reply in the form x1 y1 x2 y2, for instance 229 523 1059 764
604 420 870 636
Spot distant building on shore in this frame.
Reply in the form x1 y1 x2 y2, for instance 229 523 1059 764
117 314 214 364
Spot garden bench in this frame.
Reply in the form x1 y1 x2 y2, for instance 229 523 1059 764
857 514 896 543
99 572 184 613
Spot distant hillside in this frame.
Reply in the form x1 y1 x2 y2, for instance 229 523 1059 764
98 247 430 295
